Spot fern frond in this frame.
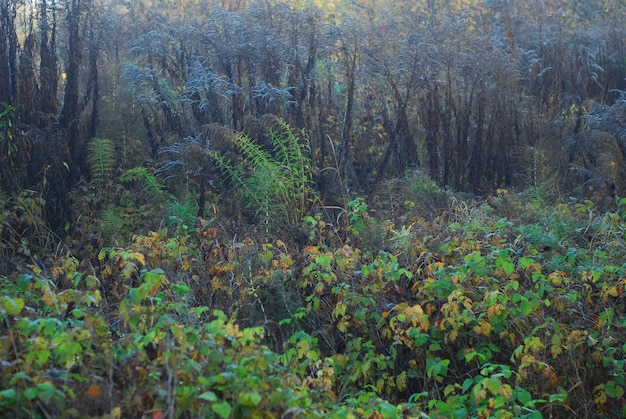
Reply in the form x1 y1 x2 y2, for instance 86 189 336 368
121 167 163 196
101 207 126 242
166 193 198 229
211 120 318 230
232 133 273 171
211 151 263 209
87 138 116 185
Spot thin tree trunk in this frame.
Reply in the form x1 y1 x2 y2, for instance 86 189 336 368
61 0 84 182
39 0 59 123
0 0 18 105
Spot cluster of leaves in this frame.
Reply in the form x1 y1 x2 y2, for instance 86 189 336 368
4 172 626 417
0 238 416 418
68 164 176 256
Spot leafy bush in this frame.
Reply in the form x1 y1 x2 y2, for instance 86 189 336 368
3 170 626 418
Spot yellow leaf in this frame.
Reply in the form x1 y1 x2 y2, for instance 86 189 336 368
474 388 487 404
337 319 349 333
569 330 583 343
132 253 146 266
40 287 57 306
482 321 492 336
92 290 102 303
396 371 407 392
224 322 242 338
404 304 424 317
602 285 619 301
499 384 513 399
487 303 504 317
594 388 608 407
474 320 492 336
548 270 566 286
463 298 473 310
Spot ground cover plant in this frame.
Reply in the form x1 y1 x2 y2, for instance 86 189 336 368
1 0 625 418
2 169 626 417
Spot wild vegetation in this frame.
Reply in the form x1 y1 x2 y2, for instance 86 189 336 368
1 0 625 417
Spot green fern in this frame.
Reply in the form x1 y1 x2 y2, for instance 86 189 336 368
120 167 164 196
166 193 198 231
100 206 127 242
212 120 315 230
87 138 116 185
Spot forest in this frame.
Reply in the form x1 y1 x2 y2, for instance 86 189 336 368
0 0 625 417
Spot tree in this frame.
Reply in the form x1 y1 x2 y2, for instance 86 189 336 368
60 0 84 182
0 0 18 105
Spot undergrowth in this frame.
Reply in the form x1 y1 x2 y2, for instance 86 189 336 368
1 165 626 418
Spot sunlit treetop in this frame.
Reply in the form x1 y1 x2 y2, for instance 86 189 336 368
26 0 616 29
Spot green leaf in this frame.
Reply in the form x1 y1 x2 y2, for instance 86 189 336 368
71 308 84 318
198 391 217 402
212 401 232 419
238 392 262 407
548 388 567 403
9 372 32 386
498 258 515 276
484 377 502 395
520 298 532 315
315 254 332 270
376 401 399 419
18 274 32 291
54 341 82 364
516 387 532 405
0 388 16 401
413 332 429 347
518 257 535 270
462 378 474 392
23 387 38 400
605 381 624 398
1 296 24 316
36 382 57 404
171 282 190 296
259 250 274 264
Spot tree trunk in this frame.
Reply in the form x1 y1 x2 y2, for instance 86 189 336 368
86 7 99 139
341 46 357 184
60 0 84 182
0 0 18 105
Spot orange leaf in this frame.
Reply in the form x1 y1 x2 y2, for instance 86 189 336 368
152 409 164 419
87 384 101 397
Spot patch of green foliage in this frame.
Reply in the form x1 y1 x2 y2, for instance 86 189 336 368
212 120 316 232
2 168 626 418
87 138 116 185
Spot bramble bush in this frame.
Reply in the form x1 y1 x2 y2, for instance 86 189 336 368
2 159 626 417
